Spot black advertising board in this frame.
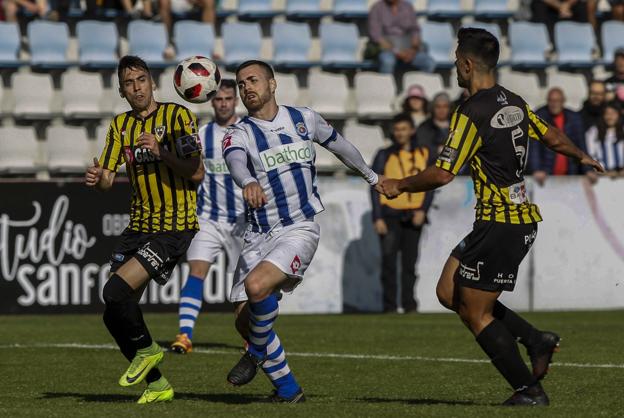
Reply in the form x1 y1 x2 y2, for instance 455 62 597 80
0 180 232 314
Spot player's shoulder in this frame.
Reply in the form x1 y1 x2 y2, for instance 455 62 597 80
461 85 527 120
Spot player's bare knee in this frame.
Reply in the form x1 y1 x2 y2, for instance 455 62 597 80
244 275 270 301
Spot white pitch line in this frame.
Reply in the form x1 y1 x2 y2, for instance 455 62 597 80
1 343 623 370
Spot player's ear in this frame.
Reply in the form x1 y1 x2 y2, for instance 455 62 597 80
269 78 277 94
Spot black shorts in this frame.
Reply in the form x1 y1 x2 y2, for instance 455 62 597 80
109 228 196 285
451 221 538 292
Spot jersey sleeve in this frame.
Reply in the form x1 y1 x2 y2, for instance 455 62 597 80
435 110 482 175
222 126 248 158
98 118 123 172
526 105 549 142
173 106 201 158
310 109 339 146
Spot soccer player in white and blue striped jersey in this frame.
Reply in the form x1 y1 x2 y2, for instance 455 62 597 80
222 60 385 403
170 79 246 354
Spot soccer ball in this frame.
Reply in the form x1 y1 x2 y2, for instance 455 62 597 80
173 56 221 104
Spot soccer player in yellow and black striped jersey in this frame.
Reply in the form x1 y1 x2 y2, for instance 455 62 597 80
85 55 204 404
380 29 604 406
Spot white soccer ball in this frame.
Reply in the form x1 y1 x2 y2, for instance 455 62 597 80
173 56 221 103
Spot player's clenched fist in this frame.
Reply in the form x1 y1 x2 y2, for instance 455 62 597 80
380 178 402 199
85 157 103 187
138 132 161 158
243 181 267 208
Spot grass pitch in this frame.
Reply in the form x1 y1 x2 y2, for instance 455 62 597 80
1 310 623 417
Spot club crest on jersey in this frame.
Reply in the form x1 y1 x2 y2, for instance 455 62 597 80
155 125 166 140
290 255 302 274
296 122 308 137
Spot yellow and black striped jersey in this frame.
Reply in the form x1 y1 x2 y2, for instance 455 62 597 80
99 102 200 233
436 85 549 224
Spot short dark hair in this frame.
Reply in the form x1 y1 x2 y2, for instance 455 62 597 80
457 28 499 71
392 113 415 129
235 60 275 80
219 78 237 93
117 55 150 87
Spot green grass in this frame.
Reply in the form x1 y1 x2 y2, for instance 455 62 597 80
1 311 623 417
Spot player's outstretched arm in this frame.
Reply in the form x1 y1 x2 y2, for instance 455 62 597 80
322 134 379 186
542 126 605 173
85 157 116 191
381 166 454 198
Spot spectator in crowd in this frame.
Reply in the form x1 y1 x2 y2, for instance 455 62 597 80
585 101 624 177
370 113 436 314
529 87 587 185
368 0 435 75
160 0 215 59
531 0 588 39
3 0 48 21
85 0 152 19
605 48 624 107
581 80 607 131
415 92 451 153
401 84 428 127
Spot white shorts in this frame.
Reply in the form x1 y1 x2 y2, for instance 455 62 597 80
186 218 245 272
171 0 194 13
229 220 321 303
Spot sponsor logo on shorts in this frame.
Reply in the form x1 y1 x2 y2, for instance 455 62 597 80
438 145 459 165
493 273 515 285
112 253 125 262
290 255 302 274
490 106 524 129
260 141 314 171
459 261 484 281
525 229 537 246
137 243 164 271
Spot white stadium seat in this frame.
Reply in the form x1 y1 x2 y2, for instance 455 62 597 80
0 126 40 174
343 123 385 165
308 70 351 118
546 70 587 111
46 125 91 173
274 72 301 106
62 70 105 119
498 70 543 110
355 72 396 118
12 72 55 119
402 72 445 100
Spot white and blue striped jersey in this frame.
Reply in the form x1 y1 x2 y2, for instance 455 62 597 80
196 120 246 224
585 126 624 172
223 106 338 232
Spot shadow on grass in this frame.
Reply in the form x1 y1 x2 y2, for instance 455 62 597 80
40 392 267 404
357 397 497 406
155 340 242 351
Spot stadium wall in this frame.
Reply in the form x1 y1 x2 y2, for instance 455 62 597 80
1 177 622 314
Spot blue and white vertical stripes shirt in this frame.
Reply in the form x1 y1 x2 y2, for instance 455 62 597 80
196 120 246 224
222 106 338 232
585 126 624 172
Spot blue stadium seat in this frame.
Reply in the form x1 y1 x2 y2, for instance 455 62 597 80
0 22 21 68
320 21 366 69
222 22 262 67
555 22 595 68
601 20 624 64
420 21 454 68
427 0 464 19
28 21 70 69
272 21 313 69
76 21 118 69
174 21 215 61
127 21 169 68
238 0 279 19
474 0 514 19
509 21 550 69
333 0 369 19
286 0 325 19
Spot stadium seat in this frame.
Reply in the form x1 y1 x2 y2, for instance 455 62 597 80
474 0 514 19
62 70 106 119
546 70 587 111
0 126 39 174
274 72 301 106
0 22 22 68
308 70 351 118
427 0 464 19
174 21 215 61
238 0 279 19
272 21 313 68
402 72 444 100
46 126 91 173
314 144 342 171
12 72 56 119
157 68 204 116
333 0 369 19
127 21 169 67
509 21 550 69
420 21 454 68
76 20 118 69
111 90 131 114
319 22 363 69
601 20 624 64
355 72 396 118
286 0 325 19
27 21 70 69
343 123 386 165
498 69 543 109
222 22 262 67
555 22 595 68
